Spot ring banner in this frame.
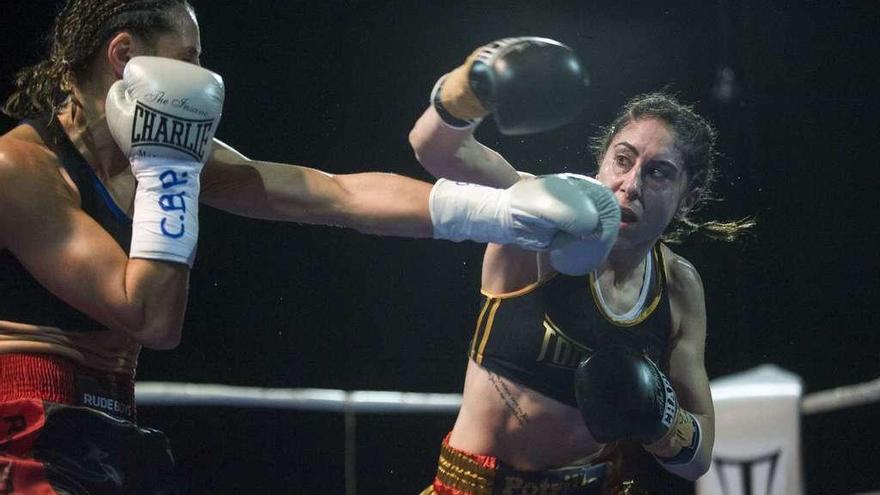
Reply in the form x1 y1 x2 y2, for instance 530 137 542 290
697 365 804 495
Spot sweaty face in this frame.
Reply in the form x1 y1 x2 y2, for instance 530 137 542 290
595 118 690 251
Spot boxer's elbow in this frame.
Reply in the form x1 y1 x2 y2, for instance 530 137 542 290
681 459 709 481
680 458 711 481
134 322 183 350
139 326 182 350
408 126 459 179
408 126 435 165
117 309 184 350
660 446 712 481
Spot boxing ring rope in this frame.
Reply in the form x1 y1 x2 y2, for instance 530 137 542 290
136 375 880 415
801 376 880 415
136 383 463 413
137 383 463 495
135 378 880 495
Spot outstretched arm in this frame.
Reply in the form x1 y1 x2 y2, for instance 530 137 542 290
201 139 433 238
200 139 606 256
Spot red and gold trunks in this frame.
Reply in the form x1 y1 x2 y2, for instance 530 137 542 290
421 434 607 495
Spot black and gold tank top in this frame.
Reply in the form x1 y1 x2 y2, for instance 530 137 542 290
469 244 672 407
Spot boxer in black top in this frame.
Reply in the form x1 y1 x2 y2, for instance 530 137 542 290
412 39 751 495
469 243 671 408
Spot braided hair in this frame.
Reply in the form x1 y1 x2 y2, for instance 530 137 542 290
3 0 190 119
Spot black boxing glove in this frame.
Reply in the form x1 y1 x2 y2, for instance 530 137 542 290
574 346 701 465
431 37 589 135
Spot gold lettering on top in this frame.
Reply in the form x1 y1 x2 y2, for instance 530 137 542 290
536 316 591 368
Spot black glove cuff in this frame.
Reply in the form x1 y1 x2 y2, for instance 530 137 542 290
430 75 480 130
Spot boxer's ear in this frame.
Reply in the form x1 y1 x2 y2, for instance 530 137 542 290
107 32 135 78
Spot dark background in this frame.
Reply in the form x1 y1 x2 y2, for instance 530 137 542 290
2 0 878 493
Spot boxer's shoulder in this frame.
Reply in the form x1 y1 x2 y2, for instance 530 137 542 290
659 243 702 295
0 126 77 227
0 124 61 177
480 244 544 296
659 243 706 342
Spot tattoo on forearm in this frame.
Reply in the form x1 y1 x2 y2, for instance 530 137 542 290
487 372 529 425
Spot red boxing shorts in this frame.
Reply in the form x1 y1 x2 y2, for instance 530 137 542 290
0 353 176 494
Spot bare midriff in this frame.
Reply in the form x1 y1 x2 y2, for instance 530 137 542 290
0 319 139 375
448 359 603 471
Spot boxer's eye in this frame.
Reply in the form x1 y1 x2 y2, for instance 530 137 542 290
646 166 668 179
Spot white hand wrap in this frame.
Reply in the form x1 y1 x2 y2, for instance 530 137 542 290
429 174 612 251
430 179 548 248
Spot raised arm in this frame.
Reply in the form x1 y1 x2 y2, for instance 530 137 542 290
408 37 589 188
0 144 188 350
407 51 532 291
409 38 612 286
408 106 520 188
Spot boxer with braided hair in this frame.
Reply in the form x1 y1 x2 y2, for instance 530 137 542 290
5 0 191 119
1 2 610 493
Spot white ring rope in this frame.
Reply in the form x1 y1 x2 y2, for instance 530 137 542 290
135 382 462 413
136 377 880 415
801 376 880 415
136 377 880 495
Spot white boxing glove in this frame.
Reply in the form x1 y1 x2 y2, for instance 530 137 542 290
429 174 618 262
106 56 225 266
547 174 620 275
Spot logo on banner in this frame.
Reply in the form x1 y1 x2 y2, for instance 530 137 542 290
713 450 781 495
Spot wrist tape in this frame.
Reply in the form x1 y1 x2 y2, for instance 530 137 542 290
431 75 482 130
644 408 702 466
129 158 201 266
